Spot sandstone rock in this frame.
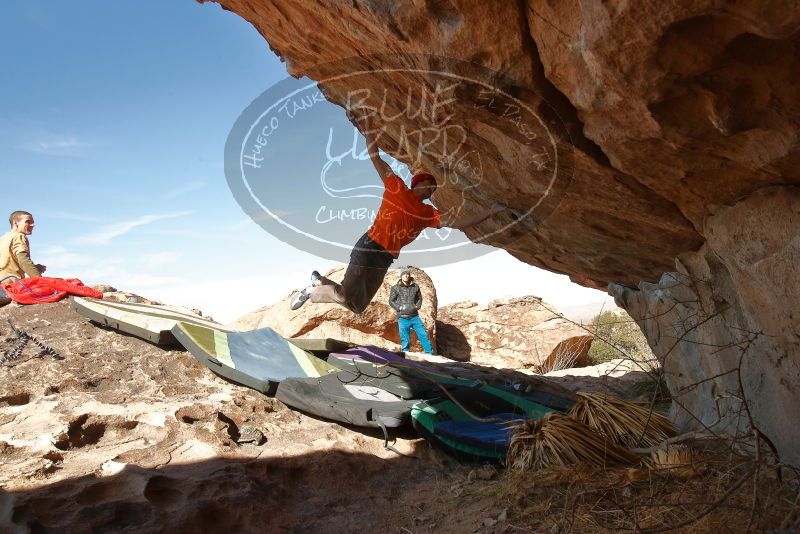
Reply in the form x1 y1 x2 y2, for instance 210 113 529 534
233 266 437 352
211 0 800 466
236 275 590 368
437 296 593 370
612 186 800 467
209 0 714 287
545 358 655 400
89 284 117 294
100 290 158 305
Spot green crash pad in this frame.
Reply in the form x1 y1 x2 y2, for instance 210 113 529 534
172 321 336 396
72 297 226 345
411 384 570 463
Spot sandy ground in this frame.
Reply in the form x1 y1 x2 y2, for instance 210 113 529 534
0 301 546 533
2 300 791 533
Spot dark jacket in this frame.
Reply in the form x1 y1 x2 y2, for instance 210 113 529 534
389 279 422 318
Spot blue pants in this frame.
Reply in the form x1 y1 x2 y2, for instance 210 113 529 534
398 315 433 353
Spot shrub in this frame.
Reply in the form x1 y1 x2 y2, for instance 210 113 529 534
587 310 654 366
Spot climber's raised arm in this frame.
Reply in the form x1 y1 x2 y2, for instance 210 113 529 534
360 112 393 179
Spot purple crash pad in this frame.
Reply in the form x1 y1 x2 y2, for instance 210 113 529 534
329 345 412 366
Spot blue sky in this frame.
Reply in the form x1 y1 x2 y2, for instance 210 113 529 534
1 1 611 322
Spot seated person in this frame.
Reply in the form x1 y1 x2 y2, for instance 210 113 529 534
0 211 46 287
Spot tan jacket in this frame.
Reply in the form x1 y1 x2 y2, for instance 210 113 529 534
0 230 39 285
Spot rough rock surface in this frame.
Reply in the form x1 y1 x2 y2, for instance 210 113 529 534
1 298 628 532
436 296 592 370
233 266 437 352
235 270 590 366
612 187 800 468
210 0 800 465
545 358 655 400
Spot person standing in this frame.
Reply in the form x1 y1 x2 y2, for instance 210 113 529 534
388 268 433 354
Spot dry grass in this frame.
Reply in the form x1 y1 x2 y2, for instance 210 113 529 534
506 392 677 473
473 444 800 533
651 444 700 479
568 391 677 448
507 413 638 471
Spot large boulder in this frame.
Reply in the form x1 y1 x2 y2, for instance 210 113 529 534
436 296 592 370
612 187 800 467
232 266 437 352
211 0 800 466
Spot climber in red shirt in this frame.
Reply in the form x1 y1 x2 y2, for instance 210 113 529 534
291 113 505 314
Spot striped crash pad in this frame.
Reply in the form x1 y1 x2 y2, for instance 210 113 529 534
72 297 226 345
171 321 336 396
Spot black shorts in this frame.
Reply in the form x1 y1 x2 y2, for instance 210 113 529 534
340 233 394 313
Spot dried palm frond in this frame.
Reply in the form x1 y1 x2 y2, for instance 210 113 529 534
567 392 677 449
506 413 639 471
651 444 699 479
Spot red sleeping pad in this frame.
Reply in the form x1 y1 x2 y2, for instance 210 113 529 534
2 276 103 304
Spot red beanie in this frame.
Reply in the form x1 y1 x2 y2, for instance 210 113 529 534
410 172 436 189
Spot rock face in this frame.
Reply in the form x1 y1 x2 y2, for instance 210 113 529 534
233 266 437 353
211 1 800 465
436 296 592 371
612 187 800 467
235 270 591 366
545 358 654 400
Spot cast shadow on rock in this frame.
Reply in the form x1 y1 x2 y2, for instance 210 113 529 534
2 444 443 533
434 321 472 362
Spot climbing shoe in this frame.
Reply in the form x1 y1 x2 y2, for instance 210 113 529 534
290 286 313 310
